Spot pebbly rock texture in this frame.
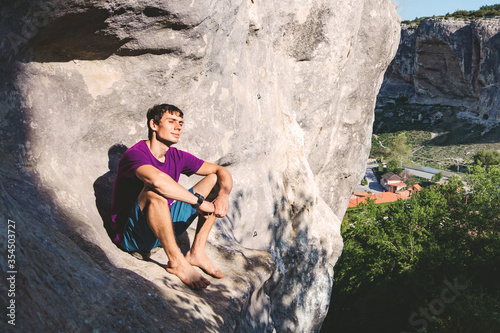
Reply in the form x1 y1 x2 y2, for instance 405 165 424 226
380 18 500 121
0 0 399 332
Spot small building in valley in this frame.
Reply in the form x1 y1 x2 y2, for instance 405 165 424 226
380 172 406 193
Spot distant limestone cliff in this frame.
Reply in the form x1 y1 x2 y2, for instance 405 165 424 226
379 18 500 121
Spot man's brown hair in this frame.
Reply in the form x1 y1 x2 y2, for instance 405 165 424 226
147 104 184 140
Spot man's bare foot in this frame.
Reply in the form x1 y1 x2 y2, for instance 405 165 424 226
166 259 211 289
186 250 224 279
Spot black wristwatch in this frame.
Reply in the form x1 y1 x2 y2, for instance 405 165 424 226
192 193 205 209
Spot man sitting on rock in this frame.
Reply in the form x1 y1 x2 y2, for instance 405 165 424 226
110 103 232 289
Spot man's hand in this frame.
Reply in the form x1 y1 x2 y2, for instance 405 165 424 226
197 200 215 215
213 194 229 218
194 161 233 218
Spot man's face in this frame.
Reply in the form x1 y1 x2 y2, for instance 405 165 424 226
153 112 183 145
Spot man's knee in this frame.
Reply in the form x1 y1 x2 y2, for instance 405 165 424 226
205 174 219 201
139 188 169 211
205 173 217 187
192 173 218 200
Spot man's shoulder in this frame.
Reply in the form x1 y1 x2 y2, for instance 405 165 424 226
118 140 153 171
123 140 148 158
166 146 190 159
169 147 203 160
167 147 204 174
128 140 147 152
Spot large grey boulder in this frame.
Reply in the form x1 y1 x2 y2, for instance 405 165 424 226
380 18 500 121
0 0 399 331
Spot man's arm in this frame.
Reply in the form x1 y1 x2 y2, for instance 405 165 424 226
136 165 214 213
195 162 233 218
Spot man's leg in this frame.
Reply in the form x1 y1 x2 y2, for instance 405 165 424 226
138 187 210 289
185 174 224 278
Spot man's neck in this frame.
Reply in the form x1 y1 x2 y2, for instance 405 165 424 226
146 139 170 162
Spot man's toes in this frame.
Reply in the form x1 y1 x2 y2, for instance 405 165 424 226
192 276 210 289
201 277 211 288
195 279 209 289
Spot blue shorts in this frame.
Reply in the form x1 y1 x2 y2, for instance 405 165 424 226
120 188 198 252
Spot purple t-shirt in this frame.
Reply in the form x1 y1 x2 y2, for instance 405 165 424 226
110 140 204 245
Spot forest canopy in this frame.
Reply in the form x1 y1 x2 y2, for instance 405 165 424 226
322 164 500 332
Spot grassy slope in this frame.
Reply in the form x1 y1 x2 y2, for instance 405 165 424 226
372 103 500 172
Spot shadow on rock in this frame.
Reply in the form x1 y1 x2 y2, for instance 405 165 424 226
93 143 127 241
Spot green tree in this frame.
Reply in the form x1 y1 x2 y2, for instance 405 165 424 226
431 171 442 183
386 158 404 174
323 168 500 332
388 133 412 171
474 150 500 168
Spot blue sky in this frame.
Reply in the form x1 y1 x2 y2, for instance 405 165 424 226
394 0 500 21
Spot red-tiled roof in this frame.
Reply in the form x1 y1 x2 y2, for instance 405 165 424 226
348 191 407 207
409 184 422 191
348 183 425 207
396 190 411 200
387 182 406 188
373 192 399 204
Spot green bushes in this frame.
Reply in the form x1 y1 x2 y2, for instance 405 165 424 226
322 166 500 332
402 4 500 25
431 171 442 183
443 5 500 20
474 150 500 167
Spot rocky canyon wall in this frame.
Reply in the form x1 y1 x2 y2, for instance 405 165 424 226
380 18 500 121
0 0 399 331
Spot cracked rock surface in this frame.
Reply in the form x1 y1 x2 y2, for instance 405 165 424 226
0 0 399 331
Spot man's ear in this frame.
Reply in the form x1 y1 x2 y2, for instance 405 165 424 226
149 119 158 132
